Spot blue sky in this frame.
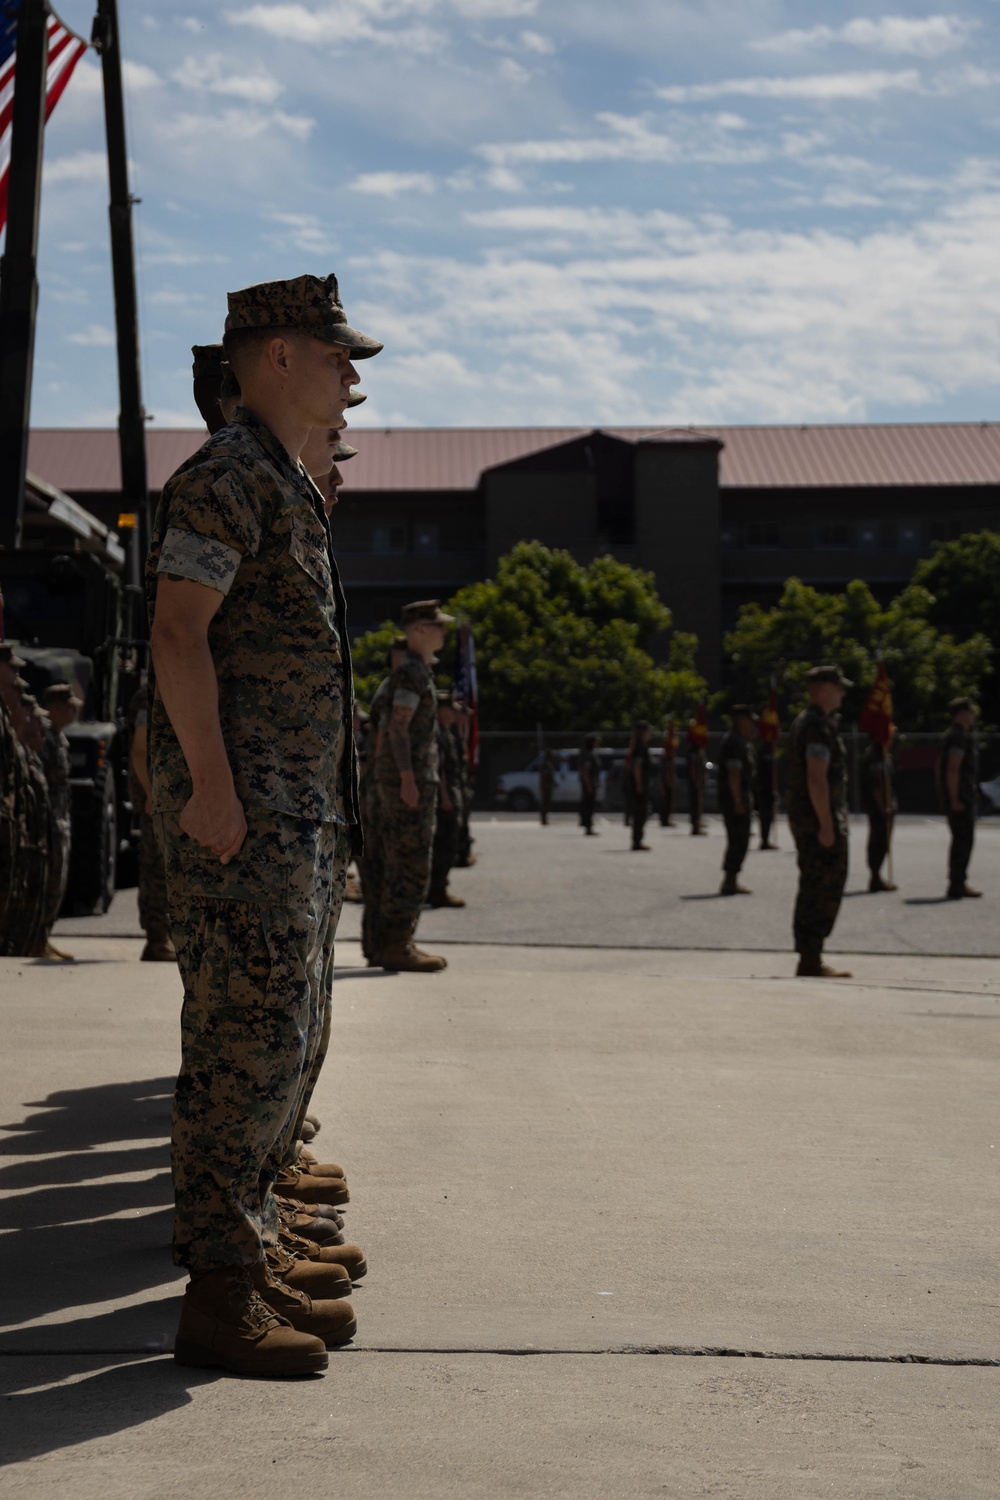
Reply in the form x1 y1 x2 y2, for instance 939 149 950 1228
20 0 1000 429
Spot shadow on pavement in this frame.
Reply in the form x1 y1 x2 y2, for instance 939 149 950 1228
0 1351 215 1468
0 1079 182 1338
903 897 952 906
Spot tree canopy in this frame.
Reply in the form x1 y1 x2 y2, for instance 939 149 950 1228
352 541 708 731
723 577 991 730
913 530 1000 722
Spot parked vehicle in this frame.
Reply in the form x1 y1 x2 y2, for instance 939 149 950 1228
495 749 609 812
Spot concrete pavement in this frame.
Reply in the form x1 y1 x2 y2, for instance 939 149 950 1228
3 818 999 1496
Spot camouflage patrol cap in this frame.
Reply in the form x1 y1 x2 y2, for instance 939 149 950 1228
191 344 224 382
348 389 367 407
805 665 853 689
44 682 83 707
391 635 408 652
948 695 977 715
220 360 241 401
333 441 358 462
401 599 455 627
225 274 383 359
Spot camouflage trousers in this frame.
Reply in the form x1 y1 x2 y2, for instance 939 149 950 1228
158 807 348 1269
722 811 751 876
362 779 437 956
791 823 848 956
430 806 459 895
946 808 975 893
866 812 891 877
42 819 71 934
138 810 171 939
689 784 704 830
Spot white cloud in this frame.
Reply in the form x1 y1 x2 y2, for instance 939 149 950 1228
157 106 315 146
755 15 976 59
349 171 437 196
43 151 108 185
498 57 532 86
346 182 1000 425
658 69 923 104
478 111 767 168
172 54 285 104
520 30 554 54
267 211 342 254
68 324 117 347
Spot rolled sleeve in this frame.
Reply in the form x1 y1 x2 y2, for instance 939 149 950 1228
392 689 421 712
157 526 242 595
805 742 832 762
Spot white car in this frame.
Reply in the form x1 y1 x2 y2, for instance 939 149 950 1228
495 750 607 812
979 775 1000 811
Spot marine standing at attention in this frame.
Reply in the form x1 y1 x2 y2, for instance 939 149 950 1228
365 600 453 973
938 696 982 900
786 666 852 979
718 706 757 896
148 273 381 1378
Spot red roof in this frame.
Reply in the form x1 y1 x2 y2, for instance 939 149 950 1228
26 422 1000 495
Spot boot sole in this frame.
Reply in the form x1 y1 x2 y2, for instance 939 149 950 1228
174 1337 329 1377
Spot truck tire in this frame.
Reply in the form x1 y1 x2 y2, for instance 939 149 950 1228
508 788 536 813
65 767 118 916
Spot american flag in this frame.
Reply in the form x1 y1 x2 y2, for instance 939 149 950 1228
1 2 89 233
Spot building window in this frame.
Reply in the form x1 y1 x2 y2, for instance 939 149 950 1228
816 522 851 549
413 524 439 555
372 524 408 553
857 522 880 552
928 519 964 544
897 520 922 553
745 522 779 549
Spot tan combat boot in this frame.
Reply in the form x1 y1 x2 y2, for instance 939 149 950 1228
141 930 177 962
279 1227 368 1280
274 1165 349 1205
250 1263 357 1347
266 1242 352 1299
428 889 466 908
297 1148 346 1177
174 1264 328 1377
720 876 752 896
380 938 448 973
796 952 852 979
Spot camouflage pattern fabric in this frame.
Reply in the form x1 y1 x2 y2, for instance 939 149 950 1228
862 742 895 879
370 653 439 787
792 834 848 956
430 724 461 892
159 808 347 1269
224 273 383 358
0 701 19 950
719 729 755 877
658 753 675 827
936 724 977 809
787 705 849 955
20 752 51 956
146 407 361 840
452 725 475 865
755 744 775 845
946 809 975 892
364 781 437 952
722 812 752 877
39 726 71 931
687 750 705 829
127 691 172 941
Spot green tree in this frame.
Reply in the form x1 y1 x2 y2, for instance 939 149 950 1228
913 530 1000 722
351 541 706 730
724 577 991 730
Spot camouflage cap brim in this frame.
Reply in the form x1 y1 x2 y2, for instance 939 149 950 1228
321 323 383 359
347 389 367 407
333 442 358 461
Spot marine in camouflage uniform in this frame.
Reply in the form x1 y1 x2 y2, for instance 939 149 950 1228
17 696 52 960
365 600 452 971
579 733 600 835
37 683 79 958
127 682 175 961
0 646 29 954
629 722 652 850
718 706 757 895
429 690 464 907
657 724 677 827
687 744 706 835
147 274 379 1293
786 666 852 978
862 733 897 893
358 635 407 961
937 696 981 900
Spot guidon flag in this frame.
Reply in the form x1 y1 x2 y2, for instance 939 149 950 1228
759 684 781 744
859 658 894 747
687 700 709 750
1 3 89 233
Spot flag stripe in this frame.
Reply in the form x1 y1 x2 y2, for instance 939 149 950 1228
0 10 88 235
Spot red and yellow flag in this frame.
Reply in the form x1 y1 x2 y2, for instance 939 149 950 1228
759 686 780 744
664 715 679 753
859 660 894 747
687 701 708 749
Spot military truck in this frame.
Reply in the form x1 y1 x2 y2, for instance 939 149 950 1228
1 472 143 915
